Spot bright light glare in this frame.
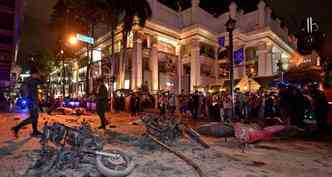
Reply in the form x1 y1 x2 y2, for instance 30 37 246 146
68 36 78 45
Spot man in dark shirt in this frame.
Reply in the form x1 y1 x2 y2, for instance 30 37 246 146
96 78 108 129
11 68 45 137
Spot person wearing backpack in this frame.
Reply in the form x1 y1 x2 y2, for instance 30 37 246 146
11 67 45 137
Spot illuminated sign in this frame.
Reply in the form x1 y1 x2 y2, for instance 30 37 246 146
234 48 244 65
76 34 94 44
305 17 319 34
218 36 225 48
92 48 102 62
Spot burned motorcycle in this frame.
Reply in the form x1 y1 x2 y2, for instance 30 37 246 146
28 121 134 177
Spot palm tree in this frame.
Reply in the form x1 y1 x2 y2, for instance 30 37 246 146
118 0 152 89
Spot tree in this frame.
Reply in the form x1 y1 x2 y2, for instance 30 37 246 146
16 49 55 75
102 0 123 78
50 0 105 95
118 0 152 88
50 0 152 92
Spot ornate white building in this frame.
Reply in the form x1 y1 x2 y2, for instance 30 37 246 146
72 0 303 96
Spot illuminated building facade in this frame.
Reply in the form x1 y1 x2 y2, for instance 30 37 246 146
73 0 302 96
0 0 23 88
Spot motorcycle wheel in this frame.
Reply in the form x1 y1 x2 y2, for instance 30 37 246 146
96 149 135 177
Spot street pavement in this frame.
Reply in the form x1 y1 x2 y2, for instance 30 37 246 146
0 112 331 177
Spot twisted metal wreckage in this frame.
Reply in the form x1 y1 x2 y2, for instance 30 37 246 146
25 114 210 177
25 120 135 177
140 114 209 177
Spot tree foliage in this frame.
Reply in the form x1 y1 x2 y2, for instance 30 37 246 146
17 49 56 75
50 0 152 90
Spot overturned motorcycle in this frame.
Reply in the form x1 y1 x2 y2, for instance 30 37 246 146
25 121 134 177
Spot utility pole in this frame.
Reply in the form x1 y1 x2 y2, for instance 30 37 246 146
61 50 65 97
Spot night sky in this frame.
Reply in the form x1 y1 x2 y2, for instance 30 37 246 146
24 0 332 41
269 0 332 34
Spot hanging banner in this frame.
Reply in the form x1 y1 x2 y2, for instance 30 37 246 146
218 36 225 48
234 48 244 65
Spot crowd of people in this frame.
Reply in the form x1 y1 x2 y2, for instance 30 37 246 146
5 65 330 138
158 89 269 122
156 85 329 132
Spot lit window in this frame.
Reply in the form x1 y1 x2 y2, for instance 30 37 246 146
114 41 121 53
124 80 130 89
92 48 102 62
127 32 133 48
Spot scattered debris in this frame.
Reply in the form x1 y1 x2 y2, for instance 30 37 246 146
249 161 267 167
197 122 234 138
141 114 183 144
141 114 210 149
148 134 207 177
255 144 281 151
54 107 89 116
23 121 135 177
184 127 210 148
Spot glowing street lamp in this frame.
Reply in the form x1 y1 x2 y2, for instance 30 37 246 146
68 35 78 45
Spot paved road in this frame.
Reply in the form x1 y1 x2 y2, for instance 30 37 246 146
0 112 331 177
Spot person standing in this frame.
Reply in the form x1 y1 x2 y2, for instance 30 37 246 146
11 68 45 137
159 94 167 116
168 93 176 115
178 90 187 117
96 78 108 129
234 88 244 120
192 91 200 119
130 92 140 117
223 93 232 121
309 83 329 132
257 87 265 119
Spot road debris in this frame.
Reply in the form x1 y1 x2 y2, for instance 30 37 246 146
23 121 135 177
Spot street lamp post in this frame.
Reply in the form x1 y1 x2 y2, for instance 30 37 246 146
60 50 65 97
68 33 94 96
225 17 236 120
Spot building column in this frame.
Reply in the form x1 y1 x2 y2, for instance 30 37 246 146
131 52 137 90
257 44 267 77
98 61 102 77
136 39 143 88
265 45 273 76
150 43 159 93
190 40 200 92
176 45 182 94
131 36 143 90
214 46 219 82
117 50 125 89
